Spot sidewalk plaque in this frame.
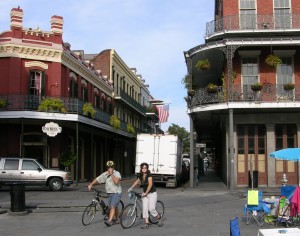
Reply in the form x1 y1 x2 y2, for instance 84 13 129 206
42 122 62 137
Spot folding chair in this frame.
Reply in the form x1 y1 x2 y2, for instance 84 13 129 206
244 190 270 227
276 185 296 227
230 217 240 236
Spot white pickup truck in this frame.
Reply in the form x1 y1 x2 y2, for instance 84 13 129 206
0 157 72 191
135 134 183 187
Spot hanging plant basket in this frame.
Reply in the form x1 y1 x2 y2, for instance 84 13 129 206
207 83 218 93
265 54 282 67
251 83 263 91
195 59 210 70
283 83 295 91
187 90 195 96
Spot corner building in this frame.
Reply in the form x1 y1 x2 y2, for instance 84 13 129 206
0 7 156 183
184 0 300 188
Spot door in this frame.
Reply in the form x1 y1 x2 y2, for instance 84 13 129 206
19 159 46 184
237 125 267 186
275 125 298 185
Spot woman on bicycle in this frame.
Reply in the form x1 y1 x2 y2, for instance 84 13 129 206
128 162 162 229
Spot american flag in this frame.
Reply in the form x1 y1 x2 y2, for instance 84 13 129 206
155 104 169 123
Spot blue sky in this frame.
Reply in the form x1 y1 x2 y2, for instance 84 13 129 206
0 0 214 131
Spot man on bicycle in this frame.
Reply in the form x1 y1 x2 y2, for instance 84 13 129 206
88 160 122 226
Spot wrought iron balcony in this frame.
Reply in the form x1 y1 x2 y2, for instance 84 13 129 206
114 88 146 115
189 84 299 107
0 94 133 133
206 13 300 38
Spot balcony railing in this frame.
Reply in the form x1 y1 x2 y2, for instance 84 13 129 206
206 13 300 38
114 88 146 115
0 94 128 132
190 84 300 107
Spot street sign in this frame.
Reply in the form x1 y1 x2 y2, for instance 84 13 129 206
195 143 206 148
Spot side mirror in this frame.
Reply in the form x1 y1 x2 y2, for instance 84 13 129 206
37 167 42 172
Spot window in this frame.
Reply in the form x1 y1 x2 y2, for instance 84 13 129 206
22 160 40 170
4 159 19 170
29 71 44 96
94 94 100 108
82 87 88 102
277 57 293 85
239 0 256 29
69 79 78 98
241 57 259 85
274 0 291 29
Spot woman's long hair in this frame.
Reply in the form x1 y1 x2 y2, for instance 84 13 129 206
139 162 150 175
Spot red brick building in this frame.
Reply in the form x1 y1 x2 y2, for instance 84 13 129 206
185 0 300 188
0 7 142 183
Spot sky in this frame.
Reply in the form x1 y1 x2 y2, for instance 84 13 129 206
0 0 214 131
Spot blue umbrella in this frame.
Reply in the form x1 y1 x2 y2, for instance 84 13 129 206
269 148 300 161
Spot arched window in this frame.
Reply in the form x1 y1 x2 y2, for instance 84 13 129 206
69 79 78 98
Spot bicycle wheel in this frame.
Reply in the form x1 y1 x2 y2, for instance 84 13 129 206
149 200 165 224
82 203 97 226
120 203 137 229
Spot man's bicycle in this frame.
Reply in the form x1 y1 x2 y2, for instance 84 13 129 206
120 190 165 229
82 188 124 226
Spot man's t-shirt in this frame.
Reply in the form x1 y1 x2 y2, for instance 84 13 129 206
96 171 122 194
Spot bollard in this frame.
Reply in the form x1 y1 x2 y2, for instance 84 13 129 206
10 183 26 212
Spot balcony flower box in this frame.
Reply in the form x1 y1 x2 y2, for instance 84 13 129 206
207 83 218 93
251 83 263 91
283 83 295 91
127 123 135 134
195 59 210 70
110 115 120 129
265 54 282 68
0 99 8 109
83 102 96 118
38 98 67 113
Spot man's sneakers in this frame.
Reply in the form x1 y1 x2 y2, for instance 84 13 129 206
104 220 113 227
141 223 150 229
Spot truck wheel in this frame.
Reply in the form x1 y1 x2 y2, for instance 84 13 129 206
49 178 63 191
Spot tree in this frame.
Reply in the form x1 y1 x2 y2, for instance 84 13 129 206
167 123 190 153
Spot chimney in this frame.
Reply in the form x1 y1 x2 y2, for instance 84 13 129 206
51 15 64 34
10 7 24 29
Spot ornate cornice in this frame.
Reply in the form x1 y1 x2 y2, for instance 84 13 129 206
0 43 62 62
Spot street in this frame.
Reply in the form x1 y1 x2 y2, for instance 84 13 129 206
0 171 284 236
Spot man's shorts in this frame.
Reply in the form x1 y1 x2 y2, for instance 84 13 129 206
107 193 122 208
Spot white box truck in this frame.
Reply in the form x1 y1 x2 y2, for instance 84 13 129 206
135 133 182 187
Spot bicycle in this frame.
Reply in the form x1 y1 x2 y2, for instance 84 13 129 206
120 190 165 229
82 188 124 226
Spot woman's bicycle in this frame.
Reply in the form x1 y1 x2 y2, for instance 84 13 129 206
82 188 124 226
120 190 165 229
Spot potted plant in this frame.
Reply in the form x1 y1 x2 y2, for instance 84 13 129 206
207 83 218 93
283 83 295 91
38 98 67 113
110 115 120 129
59 150 76 171
0 99 7 109
182 74 191 89
187 90 195 96
265 54 282 67
195 59 210 70
251 82 263 91
127 123 135 134
83 102 96 118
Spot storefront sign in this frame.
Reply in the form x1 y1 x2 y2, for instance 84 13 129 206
42 122 62 137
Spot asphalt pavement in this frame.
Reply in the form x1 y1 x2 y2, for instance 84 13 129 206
0 169 296 236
